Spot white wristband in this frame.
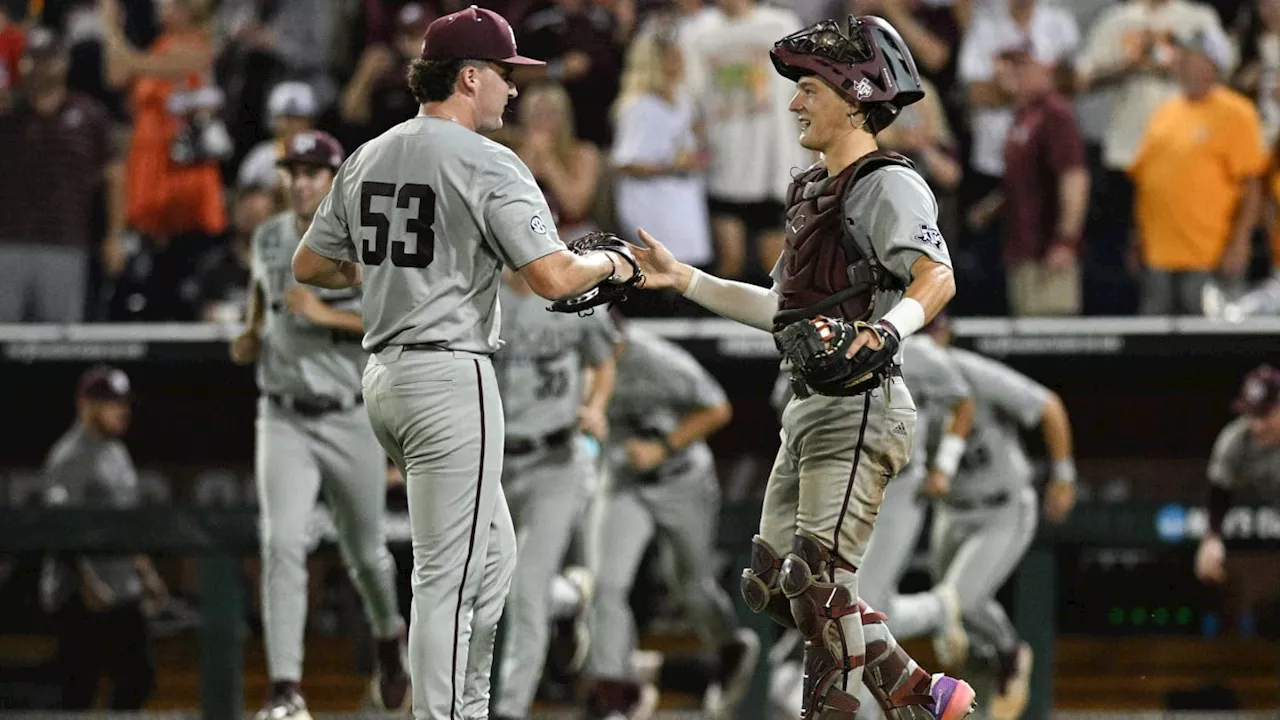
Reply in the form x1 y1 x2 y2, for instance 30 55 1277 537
682 267 705 299
879 298 926 339
932 433 966 478
1051 458 1077 484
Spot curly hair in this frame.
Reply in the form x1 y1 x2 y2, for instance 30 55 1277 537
406 58 488 104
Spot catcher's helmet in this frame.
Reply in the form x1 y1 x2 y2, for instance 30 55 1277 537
770 15 924 134
1234 364 1280 417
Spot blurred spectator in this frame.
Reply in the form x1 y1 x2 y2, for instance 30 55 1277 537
1129 27 1266 315
192 185 274 323
875 76 962 193
514 82 602 241
101 0 227 242
517 0 634 147
41 365 167 710
1233 0 1280 144
0 27 124 323
958 0 1079 186
1076 0 1227 267
680 0 805 282
215 0 338 131
237 80 318 193
339 1 431 148
993 43 1089 316
610 25 712 267
0 2 25 110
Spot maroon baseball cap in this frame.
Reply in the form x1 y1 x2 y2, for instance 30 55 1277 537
1234 365 1280 417
77 365 132 402
419 5 544 66
277 130 345 171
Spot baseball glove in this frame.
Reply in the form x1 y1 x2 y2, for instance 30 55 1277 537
773 316 900 397
546 231 644 314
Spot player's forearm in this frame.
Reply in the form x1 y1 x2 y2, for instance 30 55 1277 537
1056 167 1090 244
522 250 617 301
293 245 363 289
681 267 780 332
946 396 975 439
583 357 617 413
666 402 732 452
932 398 974 478
901 256 956 328
1041 392 1076 483
314 307 364 334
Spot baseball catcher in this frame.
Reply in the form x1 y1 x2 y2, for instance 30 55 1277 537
546 231 645 314
626 13 975 720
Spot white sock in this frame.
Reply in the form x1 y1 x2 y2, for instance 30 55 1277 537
549 574 583 619
887 591 944 640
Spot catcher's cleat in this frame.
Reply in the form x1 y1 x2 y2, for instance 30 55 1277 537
927 674 977 720
254 682 312 720
989 643 1032 720
705 628 761 720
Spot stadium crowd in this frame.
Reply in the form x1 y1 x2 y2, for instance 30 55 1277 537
0 0 1277 323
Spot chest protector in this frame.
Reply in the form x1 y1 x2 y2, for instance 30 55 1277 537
773 150 914 329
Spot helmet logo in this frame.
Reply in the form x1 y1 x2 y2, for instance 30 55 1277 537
854 78 874 100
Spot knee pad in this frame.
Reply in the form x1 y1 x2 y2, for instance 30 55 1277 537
740 535 797 628
780 533 860 639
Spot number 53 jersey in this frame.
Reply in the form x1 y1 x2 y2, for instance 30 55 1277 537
300 116 568 355
493 285 621 440
252 211 370 402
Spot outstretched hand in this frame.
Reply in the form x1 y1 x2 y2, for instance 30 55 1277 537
631 229 687 292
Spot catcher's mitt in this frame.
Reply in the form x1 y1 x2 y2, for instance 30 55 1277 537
547 231 644 314
773 316 900 397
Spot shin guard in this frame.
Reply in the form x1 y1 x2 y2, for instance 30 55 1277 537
862 602 936 719
740 535 797 629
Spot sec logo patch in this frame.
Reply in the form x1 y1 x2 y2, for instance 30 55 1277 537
530 215 548 235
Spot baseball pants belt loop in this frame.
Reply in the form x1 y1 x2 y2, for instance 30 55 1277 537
944 490 1011 511
268 392 364 417
504 426 575 456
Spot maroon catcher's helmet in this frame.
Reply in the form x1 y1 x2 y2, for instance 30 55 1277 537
770 15 925 134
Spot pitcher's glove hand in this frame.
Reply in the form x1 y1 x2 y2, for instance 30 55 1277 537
773 316 900 397
546 231 644 314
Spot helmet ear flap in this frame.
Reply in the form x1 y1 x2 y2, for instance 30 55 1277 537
864 103 898 135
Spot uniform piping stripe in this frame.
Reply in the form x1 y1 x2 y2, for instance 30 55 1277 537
449 360 488 719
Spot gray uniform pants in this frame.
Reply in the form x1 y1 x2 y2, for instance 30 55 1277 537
364 347 516 720
584 462 736 679
255 396 402 682
929 486 1038 654
856 464 944 640
494 439 594 718
0 244 86 322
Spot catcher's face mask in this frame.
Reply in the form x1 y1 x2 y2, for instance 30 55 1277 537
776 19 873 67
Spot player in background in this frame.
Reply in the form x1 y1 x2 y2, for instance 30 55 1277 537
290 7 641 718
1196 365 1280 584
491 268 623 720
629 14 975 720
43 366 167 711
923 317 1077 720
231 130 409 720
581 321 759 720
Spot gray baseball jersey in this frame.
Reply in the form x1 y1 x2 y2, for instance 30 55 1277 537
1208 417 1280 502
494 288 620 438
606 325 728 483
947 347 1051 503
302 116 566 354
252 211 367 400
901 334 971 447
43 423 143 602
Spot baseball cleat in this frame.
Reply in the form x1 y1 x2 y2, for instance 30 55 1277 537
369 636 411 714
928 673 976 720
705 628 761 720
931 585 969 672
551 566 595 675
254 684 312 720
989 642 1032 720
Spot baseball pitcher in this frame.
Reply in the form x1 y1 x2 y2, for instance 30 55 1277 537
289 7 643 719
924 320 1077 720
630 14 974 720
230 131 409 720
1195 365 1280 585
582 322 758 720
491 269 623 720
